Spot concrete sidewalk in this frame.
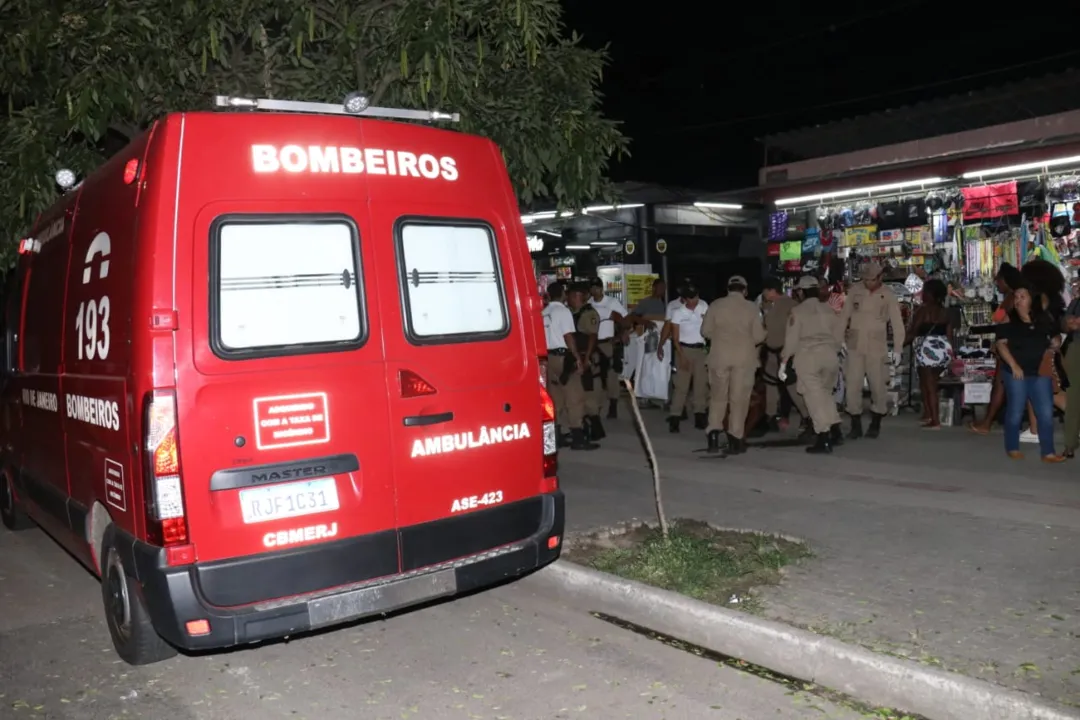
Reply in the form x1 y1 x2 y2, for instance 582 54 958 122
557 408 1080 710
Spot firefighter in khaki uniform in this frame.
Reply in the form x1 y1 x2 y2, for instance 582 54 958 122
779 275 845 454
701 276 766 455
542 283 597 451
761 277 810 436
837 260 905 439
567 283 606 442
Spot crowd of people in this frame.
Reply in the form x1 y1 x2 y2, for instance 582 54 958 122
542 255 1080 462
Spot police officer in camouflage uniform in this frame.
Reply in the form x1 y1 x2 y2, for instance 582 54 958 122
567 283 606 442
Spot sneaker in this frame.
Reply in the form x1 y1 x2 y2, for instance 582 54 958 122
1019 430 1039 444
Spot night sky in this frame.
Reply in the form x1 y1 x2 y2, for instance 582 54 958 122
561 0 1080 191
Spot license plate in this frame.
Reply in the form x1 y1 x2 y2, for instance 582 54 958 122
239 478 340 525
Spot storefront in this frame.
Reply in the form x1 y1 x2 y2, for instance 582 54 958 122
523 183 763 308
758 102 1080 421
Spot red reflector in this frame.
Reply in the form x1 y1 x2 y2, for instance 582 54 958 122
185 619 211 636
399 369 437 398
547 535 560 550
165 544 196 566
123 158 139 185
162 517 188 545
542 456 558 482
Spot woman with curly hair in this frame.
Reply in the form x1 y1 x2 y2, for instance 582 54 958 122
906 279 952 429
1019 259 1068 442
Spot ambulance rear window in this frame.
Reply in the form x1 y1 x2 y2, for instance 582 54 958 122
395 219 508 344
210 216 365 358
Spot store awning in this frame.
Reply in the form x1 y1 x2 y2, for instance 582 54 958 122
764 69 1080 162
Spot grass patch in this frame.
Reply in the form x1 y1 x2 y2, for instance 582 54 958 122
567 519 811 610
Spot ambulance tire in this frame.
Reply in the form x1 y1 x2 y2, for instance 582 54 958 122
100 527 178 666
0 472 34 531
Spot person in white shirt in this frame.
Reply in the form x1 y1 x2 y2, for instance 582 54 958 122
542 282 597 451
659 281 710 432
588 278 628 419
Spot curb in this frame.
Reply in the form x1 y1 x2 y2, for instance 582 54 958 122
525 561 1078 720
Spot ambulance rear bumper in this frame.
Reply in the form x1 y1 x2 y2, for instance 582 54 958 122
118 491 564 652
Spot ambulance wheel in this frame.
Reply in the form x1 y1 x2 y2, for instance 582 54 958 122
101 528 177 666
0 473 33 531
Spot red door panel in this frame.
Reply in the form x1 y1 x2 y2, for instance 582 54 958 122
369 202 544 530
177 200 397 565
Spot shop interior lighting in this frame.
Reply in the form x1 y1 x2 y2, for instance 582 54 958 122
589 241 619 246
961 155 1080 179
774 177 947 207
694 201 742 210
564 244 591 250
521 211 558 224
536 230 562 238
522 203 644 224
582 203 644 213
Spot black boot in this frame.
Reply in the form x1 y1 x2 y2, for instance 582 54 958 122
556 425 571 449
830 423 844 446
806 432 832 454
865 412 883 439
607 399 618 419
667 416 681 433
693 412 708 430
570 427 599 451
587 415 606 441
706 430 723 455
680 408 689 421
727 434 746 454
798 420 816 442
847 414 863 440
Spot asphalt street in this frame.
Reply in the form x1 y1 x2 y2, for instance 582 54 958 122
0 522 864 720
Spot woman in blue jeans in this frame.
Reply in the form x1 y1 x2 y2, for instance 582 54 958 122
994 286 1066 462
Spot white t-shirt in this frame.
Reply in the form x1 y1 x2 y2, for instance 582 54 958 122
666 301 707 345
589 295 628 340
542 301 575 350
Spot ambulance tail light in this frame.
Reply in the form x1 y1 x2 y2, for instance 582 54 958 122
144 391 188 547
539 356 558 487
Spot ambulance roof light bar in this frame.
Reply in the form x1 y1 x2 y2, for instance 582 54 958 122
213 92 460 123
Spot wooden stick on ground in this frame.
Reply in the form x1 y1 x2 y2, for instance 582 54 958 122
622 377 669 539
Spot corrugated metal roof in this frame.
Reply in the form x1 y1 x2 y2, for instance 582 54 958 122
764 69 1080 161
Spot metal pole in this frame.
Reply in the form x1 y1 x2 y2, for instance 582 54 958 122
638 205 649 267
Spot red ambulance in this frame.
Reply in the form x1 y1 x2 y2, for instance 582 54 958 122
0 94 563 665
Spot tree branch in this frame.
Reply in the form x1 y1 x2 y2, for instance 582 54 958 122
371 66 399 105
258 24 273 98
354 0 401 93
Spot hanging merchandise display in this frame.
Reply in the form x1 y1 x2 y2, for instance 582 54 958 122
769 161 1080 421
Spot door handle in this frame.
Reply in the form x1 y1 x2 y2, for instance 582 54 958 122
403 411 454 427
